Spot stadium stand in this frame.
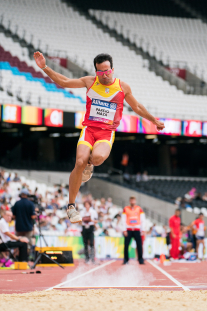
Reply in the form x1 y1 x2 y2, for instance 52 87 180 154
112 176 207 209
0 33 86 110
181 0 207 19
90 11 207 84
0 169 157 238
0 0 207 120
67 0 192 17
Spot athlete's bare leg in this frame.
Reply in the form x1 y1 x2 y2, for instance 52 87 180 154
90 142 111 166
69 142 111 204
69 144 91 204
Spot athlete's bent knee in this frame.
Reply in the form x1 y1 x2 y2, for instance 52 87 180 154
75 158 88 170
91 154 105 166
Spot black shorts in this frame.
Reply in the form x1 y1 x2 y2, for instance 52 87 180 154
196 236 205 240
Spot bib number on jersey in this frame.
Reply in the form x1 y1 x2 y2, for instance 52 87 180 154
89 99 117 125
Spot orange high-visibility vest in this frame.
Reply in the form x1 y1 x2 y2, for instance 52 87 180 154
123 205 142 229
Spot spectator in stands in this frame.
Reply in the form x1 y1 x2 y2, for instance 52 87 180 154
123 170 131 183
108 204 120 219
6 173 11 183
142 171 149 182
112 214 125 237
0 184 12 202
0 210 28 262
12 189 36 246
55 218 67 233
136 172 142 183
99 229 109 236
151 223 159 237
202 192 207 201
161 226 167 238
191 213 206 259
0 169 5 180
102 213 113 229
99 198 107 214
180 224 192 255
105 197 113 209
147 226 153 237
13 173 21 182
169 209 181 259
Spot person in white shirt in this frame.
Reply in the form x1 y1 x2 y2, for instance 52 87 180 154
80 201 98 263
0 210 29 261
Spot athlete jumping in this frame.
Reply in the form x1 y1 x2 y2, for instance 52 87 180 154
34 52 165 223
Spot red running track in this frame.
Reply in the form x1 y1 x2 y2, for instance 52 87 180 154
0 260 207 294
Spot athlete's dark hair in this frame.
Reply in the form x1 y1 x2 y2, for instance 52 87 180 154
93 53 113 71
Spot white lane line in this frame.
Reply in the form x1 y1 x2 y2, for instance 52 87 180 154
56 286 181 289
45 260 116 291
147 260 190 291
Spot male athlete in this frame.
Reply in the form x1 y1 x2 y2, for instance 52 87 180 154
34 52 165 223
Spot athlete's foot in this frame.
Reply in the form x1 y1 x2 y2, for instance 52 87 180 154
82 163 94 183
67 204 82 223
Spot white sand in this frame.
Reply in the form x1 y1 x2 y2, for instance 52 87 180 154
0 289 207 311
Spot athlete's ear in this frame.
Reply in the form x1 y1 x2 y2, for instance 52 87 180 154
112 68 114 74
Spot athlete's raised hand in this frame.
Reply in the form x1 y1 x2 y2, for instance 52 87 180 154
154 119 165 131
33 51 46 69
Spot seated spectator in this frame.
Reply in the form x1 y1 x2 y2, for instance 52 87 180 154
13 173 21 182
194 192 202 201
142 171 149 182
202 192 207 201
108 204 120 219
99 198 107 214
112 214 125 236
180 224 193 254
147 226 153 237
1 186 12 202
0 210 28 262
175 197 182 207
105 197 113 209
123 171 130 183
97 215 104 229
151 223 159 237
55 218 67 232
161 225 167 238
99 229 109 236
102 214 113 229
136 172 142 183
6 173 12 183
51 195 60 210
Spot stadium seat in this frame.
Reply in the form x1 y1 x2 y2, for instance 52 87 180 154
90 10 207 85
0 0 207 119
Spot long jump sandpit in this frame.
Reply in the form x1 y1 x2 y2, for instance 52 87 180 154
1 260 207 310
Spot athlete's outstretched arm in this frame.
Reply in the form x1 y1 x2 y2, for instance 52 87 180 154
33 51 90 88
122 81 165 131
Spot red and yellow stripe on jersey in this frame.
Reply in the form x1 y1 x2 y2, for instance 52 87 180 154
83 76 125 130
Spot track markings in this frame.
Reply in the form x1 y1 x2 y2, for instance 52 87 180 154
46 260 116 291
147 260 190 291
57 286 181 289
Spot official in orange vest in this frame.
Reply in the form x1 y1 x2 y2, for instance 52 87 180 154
122 196 145 264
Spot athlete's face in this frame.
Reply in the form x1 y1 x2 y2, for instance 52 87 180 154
199 214 204 220
130 198 136 207
95 61 114 85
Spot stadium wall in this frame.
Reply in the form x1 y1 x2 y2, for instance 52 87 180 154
87 178 176 221
88 178 207 228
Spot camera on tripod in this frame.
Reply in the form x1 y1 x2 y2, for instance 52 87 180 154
27 194 45 215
